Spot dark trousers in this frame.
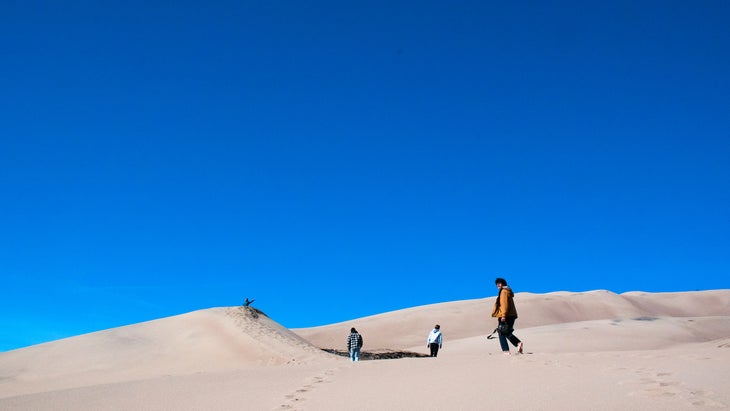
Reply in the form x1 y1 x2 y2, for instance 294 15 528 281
429 343 440 357
498 317 521 352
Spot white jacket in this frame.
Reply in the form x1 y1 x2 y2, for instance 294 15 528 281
426 329 442 347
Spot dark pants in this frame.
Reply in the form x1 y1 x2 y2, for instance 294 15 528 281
429 343 440 357
498 317 521 352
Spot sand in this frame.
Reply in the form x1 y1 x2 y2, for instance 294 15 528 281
1 290 729 410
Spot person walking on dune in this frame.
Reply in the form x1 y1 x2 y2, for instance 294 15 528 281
491 277 523 355
426 324 443 357
347 328 363 362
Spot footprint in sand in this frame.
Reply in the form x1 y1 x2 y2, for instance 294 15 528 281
629 368 727 408
688 390 727 408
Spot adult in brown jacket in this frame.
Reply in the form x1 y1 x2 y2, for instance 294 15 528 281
491 277 523 355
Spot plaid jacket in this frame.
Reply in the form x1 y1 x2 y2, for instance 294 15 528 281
347 332 363 350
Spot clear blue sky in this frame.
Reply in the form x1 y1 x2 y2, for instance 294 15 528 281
1 1 728 351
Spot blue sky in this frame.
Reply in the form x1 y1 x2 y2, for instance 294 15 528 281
1 1 729 351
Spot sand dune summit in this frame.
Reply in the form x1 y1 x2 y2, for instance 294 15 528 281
1 290 729 410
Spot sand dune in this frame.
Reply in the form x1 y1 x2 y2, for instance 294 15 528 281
294 290 730 351
0 307 331 398
1 290 729 410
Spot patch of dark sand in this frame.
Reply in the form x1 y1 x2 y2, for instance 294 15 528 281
322 348 430 360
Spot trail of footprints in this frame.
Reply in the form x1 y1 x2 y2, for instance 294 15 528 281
225 307 326 358
623 366 726 408
277 368 337 410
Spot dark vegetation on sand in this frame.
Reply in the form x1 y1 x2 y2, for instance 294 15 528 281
322 348 430 360
239 306 267 319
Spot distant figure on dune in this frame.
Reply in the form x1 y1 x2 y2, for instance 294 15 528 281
243 298 255 307
426 324 443 357
347 328 364 362
491 277 524 355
